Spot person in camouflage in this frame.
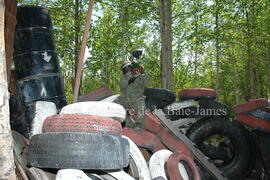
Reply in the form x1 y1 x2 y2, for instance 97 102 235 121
114 61 150 128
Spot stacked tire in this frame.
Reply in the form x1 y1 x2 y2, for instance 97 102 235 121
27 101 130 171
149 149 200 180
14 6 67 130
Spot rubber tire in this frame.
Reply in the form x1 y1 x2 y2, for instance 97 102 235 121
100 94 120 102
56 169 93 180
60 102 126 123
149 149 189 180
122 136 151 180
149 149 172 179
87 171 135 180
232 98 268 114
86 174 104 180
30 101 57 137
144 88 175 108
42 114 122 135
145 98 162 111
102 171 135 180
144 88 175 101
178 88 216 100
28 133 130 170
26 167 56 180
186 117 255 180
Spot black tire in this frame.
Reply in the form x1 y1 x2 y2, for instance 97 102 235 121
144 88 175 108
17 6 53 29
186 118 255 180
28 133 130 170
252 130 270 179
145 98 161 111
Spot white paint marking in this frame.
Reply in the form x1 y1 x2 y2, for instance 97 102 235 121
42 51 52 62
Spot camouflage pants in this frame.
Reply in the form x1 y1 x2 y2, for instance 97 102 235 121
114 95 146 128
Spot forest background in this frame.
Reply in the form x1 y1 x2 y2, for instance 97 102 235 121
19 0 270 107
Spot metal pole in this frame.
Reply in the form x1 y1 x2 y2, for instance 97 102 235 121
73 0 95 103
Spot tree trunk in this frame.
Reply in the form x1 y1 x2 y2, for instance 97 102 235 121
194 6 198 88
231 50 240 104
246 10 255 99
214 0 220 99
0 1 16 179
267 47 270 98
251 0 261 98
73 0 82 94
160 0 173 90
120 0 127 62
74 0 81 74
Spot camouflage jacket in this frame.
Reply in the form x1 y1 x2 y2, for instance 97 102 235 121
119 72 150 99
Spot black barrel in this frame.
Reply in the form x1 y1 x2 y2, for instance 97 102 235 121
14 6 66 127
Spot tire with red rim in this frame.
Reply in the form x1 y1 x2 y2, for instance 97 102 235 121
232 98 268 114
42 114 122 136
166 151 200 180
178 88 217 100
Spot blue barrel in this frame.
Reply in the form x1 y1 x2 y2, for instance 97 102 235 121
14 6 66 127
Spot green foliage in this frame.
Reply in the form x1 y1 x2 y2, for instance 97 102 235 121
19 0 270 106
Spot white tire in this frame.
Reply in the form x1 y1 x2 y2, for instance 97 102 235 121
149 149 172 179
104 171 135 180
85 173 104 180
56 169 93 180
149 149 189 180
178 163 189 180
27 167 56 180
123 136 152 180
100 94 120 102
30 101 57 138
87 171 134 180
60 101 126 122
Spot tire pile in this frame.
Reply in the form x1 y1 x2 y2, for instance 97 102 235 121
27 101 133 178
25 101 199 180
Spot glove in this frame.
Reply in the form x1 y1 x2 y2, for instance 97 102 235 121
131 64 144 75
